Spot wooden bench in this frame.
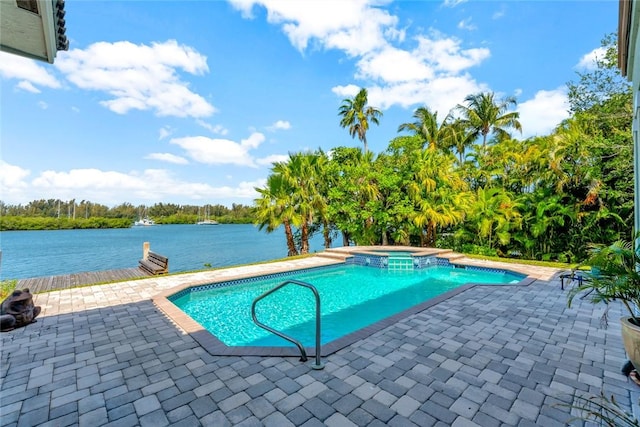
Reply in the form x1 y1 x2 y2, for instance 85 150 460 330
139 251 169 275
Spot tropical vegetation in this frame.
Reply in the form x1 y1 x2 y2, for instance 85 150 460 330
255 34 633 262
0 200 255 230
568 237 640 326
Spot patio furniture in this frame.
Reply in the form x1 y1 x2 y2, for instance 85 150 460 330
560 271 594 289
560 271 595 299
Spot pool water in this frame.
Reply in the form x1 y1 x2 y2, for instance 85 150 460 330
170 264 523 348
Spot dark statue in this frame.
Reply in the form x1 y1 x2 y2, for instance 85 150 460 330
0 288 41 332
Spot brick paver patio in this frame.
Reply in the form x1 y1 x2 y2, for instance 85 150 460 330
1 255 639 426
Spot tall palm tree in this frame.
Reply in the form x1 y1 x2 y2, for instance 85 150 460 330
456 92 522 148
397 106 454 151
338 88 383 153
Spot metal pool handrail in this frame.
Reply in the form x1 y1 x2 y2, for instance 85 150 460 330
251 279 324 370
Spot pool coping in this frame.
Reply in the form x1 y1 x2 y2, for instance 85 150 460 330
152 250 538 358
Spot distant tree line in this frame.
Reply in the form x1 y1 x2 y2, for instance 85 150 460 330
255 34 633 263
0 200 255 230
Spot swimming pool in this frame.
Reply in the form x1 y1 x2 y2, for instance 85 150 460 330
168 262 525 351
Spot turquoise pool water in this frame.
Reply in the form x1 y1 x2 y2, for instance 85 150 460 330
170 264 523 347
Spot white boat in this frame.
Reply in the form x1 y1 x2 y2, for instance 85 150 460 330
196 206 218 225
196 219 219 225
133 217 156 226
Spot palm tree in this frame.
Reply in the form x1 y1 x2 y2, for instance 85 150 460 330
468 187 521 249
338 88 383 153
407 150 470 247
456 92 522 148
447 117 476 165
274 152 324 254
526 190 576 257
254 173 299 256
397 106 454 151
311 149 335 249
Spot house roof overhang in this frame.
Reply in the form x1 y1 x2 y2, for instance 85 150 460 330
0 0 69 64
620 0 632 77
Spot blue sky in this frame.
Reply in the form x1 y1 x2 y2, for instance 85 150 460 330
0 0 617 208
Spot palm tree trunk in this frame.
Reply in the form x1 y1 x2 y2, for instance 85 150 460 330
425 221 437 247
342 231 350 246
301 222 309 254
283 220 298 256
428 220 437 247
323 220 332 249
382 230 388 245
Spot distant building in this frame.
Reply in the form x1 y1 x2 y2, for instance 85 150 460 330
619 0 640 232
0 0 68 63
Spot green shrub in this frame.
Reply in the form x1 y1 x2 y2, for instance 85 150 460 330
0 279 17 300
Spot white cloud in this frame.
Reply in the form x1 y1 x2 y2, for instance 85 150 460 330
266 120 291 131
356 34 489 110
335 75 487 117
16 81 41 93
368 75 488 115
0 52 61 90
2 166 263 205
230 1 490 114
457 18 477 31
196 119 229 135
332 84 361 99
356 46 434 83
55 40 216 118
145 153 189 164
33 168 139 190
0 162 30 197
492 6 506 20
241 132 266 149
37 101 48 110
256 154 289 166
170 132 265 167
413 34 490 74
228 0 397 56
517 88 570 138
443 0 468 7
159 126 173 140
576 46 607 70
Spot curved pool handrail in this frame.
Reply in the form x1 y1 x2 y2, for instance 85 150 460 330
251 279 324 369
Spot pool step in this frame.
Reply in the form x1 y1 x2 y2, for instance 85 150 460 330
437 252 465 262
317 250 351 261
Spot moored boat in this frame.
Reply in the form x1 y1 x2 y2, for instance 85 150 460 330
133 217 156 226
196 206 218 225
196 219 219 225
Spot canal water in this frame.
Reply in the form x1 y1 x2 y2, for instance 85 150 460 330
0 224 332 279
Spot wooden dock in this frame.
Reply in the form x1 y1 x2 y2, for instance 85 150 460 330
16 268 151 294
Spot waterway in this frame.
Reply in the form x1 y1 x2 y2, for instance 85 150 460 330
0 224 331 279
